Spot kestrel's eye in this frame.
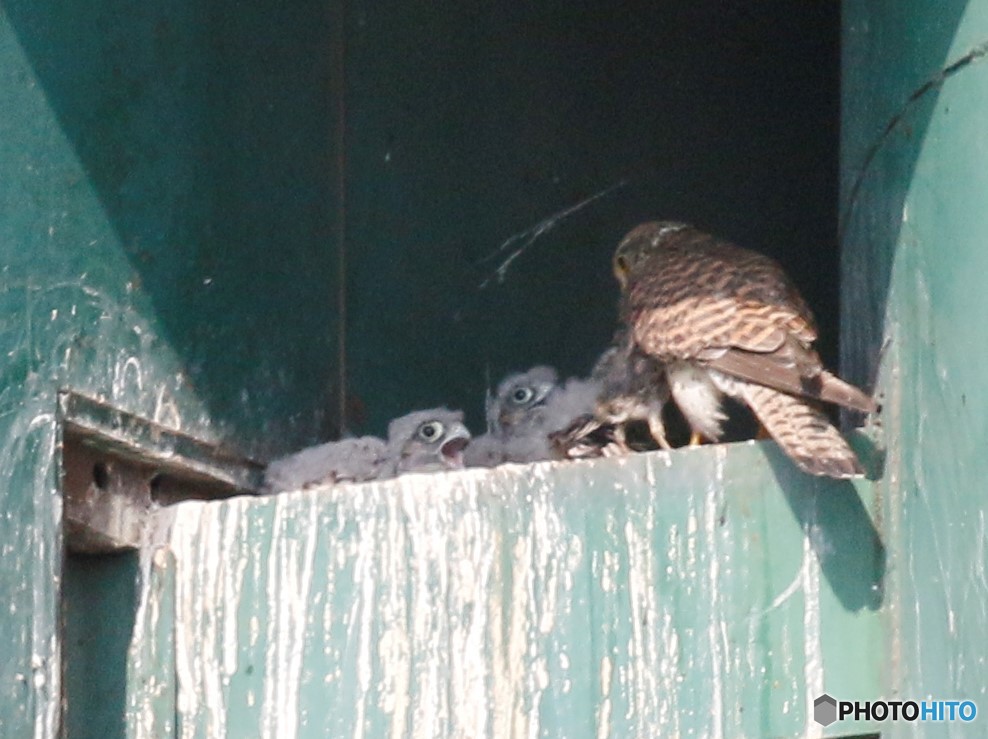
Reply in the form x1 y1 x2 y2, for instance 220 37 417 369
511 386 535 404
418 421 444 441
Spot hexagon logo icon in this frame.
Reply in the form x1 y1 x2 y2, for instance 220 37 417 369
814 694 838 726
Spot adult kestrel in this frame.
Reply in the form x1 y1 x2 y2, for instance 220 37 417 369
614 221 877 478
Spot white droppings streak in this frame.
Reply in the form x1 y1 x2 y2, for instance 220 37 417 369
250 616 260 648
449 477 497 739
113 355 143 398
261 494 320 739
128 547 168 739
597 653 612 739
150 449 848 738
801 530 824 739
624 509 661 736
172 503 203 739
378 490 410 739
153 384 183 429
504 530 533 739
348 490 378 739
221 503 249 677
199 505 229 738
704 475 725 739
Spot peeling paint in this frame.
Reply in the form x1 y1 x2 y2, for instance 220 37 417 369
142 442 882 738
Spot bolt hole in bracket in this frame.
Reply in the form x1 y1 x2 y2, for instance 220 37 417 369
58 391 265 554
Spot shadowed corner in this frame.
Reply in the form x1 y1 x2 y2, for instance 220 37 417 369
848 428 887 483
62 550 140 739
765 448 886 613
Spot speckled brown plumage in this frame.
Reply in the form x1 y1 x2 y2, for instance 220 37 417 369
552 331 671 459
590 330 671 450
614 221 877 479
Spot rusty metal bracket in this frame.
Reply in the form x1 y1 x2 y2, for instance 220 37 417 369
58 391 264 553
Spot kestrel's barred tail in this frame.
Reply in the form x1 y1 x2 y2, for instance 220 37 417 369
739 384 863 479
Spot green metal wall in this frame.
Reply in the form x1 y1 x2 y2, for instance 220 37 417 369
0 0 338 734
842 0 988 724
131 443 882 737
4 0 939 735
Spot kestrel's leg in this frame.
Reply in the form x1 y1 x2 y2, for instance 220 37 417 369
689 431 705 446
612 422 630 453
647 411 672 450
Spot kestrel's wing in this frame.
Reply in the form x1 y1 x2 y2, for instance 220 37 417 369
707 348 877 413
626 232 874 413
624 234 816 359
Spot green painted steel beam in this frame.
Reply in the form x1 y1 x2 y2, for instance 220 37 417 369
139 441 882 738
62 552 140 739
842 0 988 726
125 548 177 738
0 0 862 734
0 0 338 732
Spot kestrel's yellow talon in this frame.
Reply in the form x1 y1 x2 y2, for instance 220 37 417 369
689 431 704 447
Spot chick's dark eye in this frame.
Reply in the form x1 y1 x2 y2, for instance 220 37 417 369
512 387 534 404
418 421 443 440
615 255 628 272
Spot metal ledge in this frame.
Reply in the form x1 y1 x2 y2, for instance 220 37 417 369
58 391 264 553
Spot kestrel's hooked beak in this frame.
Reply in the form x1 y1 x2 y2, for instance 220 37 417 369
440 422 471 468
612 253 630 288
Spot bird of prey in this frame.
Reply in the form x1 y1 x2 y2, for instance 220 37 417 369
549 332 670 459
382 407 472 477
548 413 629 460
264 408 471 490
488 365 561 436
591 330 671 451
465 366 600 465
264 436 387 492
612 221 877 478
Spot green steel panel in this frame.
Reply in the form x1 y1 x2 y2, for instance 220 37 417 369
125 548 177 738
842 0 988 726
142 442 882 738
0 0 339 733
0 1 857 734
62 552 140 739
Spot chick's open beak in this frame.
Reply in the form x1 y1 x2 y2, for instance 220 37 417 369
439 422 471 468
